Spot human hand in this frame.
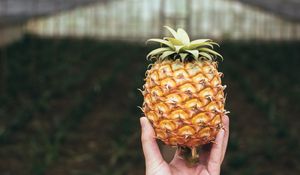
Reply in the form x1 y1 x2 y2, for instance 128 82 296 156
140 115 229 175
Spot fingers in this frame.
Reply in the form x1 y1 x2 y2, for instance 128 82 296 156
221 115 229 162
140 117 165 169
207 115 230 173
207 127 225 173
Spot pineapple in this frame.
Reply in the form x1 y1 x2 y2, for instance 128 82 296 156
141 26 227 164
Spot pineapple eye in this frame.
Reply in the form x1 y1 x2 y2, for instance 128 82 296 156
179 83 196 94
206 72 214 80
159 65 172 75
170 109 189 120
174 70 188 78
192 73 208 83
185 99 202 110
144 94 152 104
197 127 211 138
146 111 159 123
205 102 220 112
215 90 225 101
171 62 184 71
211 76 221 87
191 113 211 124
202 66 213 74
151 86 163 97
166 93 182 104
150 71 159 81
210 115 221 126
195 81 205 91
178 126 195 136
199 87 214 98
161 78 176 90
177 74 184 79
155 102 169 114
173 70 189 84
159 120 176 130
155 129 168 140
158 65 173 79
187 65 201 76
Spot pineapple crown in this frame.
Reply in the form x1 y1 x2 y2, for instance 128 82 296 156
146 26 223 62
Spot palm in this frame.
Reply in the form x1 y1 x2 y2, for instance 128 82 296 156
140 115 229 175
144 150 222 175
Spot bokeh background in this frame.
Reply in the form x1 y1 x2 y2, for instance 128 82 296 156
0 0 300 174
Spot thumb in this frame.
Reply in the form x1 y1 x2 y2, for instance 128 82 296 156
140 117 165 169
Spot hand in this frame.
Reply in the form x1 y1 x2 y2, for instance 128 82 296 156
140 115 229 175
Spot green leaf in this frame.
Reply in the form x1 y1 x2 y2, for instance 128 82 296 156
208 41 220 47
179 53 188 61
199 48 223 60
164 26 178 39
185 49 199 59
174 45 185 53
146 48 171 58
146 39 175 49
164 37 183 45
177 28 190 45
159 51 176 60
189 39 213 49
190 39 211 45
199 52 213 60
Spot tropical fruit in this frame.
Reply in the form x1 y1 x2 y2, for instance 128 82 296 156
141 26 227 164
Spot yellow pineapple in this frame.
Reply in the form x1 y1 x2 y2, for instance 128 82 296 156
141 26 227 164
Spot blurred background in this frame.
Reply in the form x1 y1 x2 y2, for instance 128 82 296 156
0 0 300 174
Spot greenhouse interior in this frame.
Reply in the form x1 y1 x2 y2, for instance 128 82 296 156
0 0 300 174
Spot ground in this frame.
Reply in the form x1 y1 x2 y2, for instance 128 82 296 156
0 36 299 175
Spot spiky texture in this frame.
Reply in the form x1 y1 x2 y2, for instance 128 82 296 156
142 26 227 165
146 26 223 62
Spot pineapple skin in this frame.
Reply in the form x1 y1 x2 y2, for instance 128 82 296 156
142 59 226 147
